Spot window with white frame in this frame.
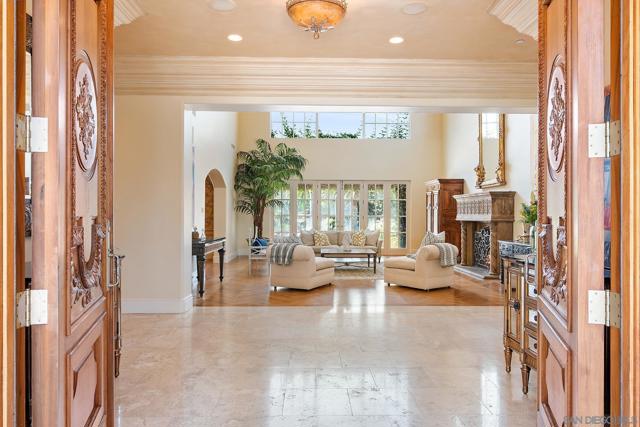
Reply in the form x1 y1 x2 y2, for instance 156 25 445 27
318 182 339 231
272 188 291 238
296 183 314 232
389 183 408 249
367 183 385 242
342 183 361 232
272 181 409 251
270 112 410 140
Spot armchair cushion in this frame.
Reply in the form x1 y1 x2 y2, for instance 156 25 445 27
315 257 335 271
385 257 416 271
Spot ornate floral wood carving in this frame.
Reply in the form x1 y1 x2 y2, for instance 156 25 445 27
74 53 98 178
538 47 570 322
68 0 108 324
546 56 566 181
539 218 567 314
71 218 106 307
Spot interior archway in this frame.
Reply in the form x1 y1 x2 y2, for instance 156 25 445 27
204 169 226 240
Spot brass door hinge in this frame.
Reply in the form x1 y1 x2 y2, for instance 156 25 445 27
16 113 48 152
588 290 621 328
588 120 621 158
16 289 48 328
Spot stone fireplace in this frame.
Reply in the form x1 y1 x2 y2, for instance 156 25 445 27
453 191 516 279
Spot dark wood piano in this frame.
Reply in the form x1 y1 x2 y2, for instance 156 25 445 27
192 237 226 297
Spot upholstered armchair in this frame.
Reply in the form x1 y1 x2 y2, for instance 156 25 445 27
384 245 457 291
266 245 335 291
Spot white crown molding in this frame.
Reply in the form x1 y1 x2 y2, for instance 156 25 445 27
488 0 538 40
115 56 537 110
115 0 144 27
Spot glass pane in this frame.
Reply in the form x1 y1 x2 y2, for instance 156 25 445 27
398 184 407 199
399 200 406 216
317 113 362 139
364 112 375 123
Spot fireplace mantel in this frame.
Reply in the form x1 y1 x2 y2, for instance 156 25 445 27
453 191 516 279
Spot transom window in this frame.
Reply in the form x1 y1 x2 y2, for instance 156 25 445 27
270 112 410 140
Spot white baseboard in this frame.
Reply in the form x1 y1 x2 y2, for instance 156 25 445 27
123 294 193 314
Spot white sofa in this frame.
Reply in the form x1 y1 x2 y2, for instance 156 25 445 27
299 230 383 262
266 245 335 291
384 245 457 291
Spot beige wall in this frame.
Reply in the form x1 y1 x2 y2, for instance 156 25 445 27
115 95 191 313
235 112 445 253
115 97 240 313
442 113 538 238
190 111 238 262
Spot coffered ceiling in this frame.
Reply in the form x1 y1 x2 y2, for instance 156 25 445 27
114 0 537 60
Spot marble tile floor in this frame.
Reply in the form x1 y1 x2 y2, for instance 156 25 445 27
116 306 537 427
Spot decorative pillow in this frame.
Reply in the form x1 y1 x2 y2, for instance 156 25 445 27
272 235 302 244
251 238 269 247
421 231 445 246
341 231 353 246
350 230 367 247
365 230 381 246
313 231 331 247
299 231 315 246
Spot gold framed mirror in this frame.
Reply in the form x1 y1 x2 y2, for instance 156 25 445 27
474 113 506 188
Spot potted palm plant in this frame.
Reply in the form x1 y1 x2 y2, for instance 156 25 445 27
234 139 307 239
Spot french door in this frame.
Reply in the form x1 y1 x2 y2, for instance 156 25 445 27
279 181 409 253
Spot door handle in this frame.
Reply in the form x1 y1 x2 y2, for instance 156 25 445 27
108 251 125 289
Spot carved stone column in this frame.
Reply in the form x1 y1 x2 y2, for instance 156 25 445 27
489 221 499 275
460 222 468 266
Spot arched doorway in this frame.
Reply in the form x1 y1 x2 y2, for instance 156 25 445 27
204 169 226 240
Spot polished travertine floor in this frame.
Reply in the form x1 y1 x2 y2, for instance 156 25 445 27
116 306 537 426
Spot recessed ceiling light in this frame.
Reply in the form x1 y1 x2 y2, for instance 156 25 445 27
227 34 243 42
515 38 526 45
402 2 427 15
389 36 404 44
210 0 236 12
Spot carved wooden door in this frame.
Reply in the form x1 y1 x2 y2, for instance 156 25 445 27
30 0 116 426
65 1 115 425
537 0 606 425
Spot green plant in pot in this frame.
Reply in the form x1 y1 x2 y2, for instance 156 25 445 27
234 139 307 239
520 197 538 247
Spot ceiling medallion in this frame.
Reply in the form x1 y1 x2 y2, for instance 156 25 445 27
286 0 347 39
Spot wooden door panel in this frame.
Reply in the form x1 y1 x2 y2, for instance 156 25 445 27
67 314 106 427
539 311 571 427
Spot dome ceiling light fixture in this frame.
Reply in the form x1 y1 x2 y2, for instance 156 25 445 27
286 0 348 39
210 0 237 12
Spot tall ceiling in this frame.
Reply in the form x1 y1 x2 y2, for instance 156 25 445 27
114 0 537 61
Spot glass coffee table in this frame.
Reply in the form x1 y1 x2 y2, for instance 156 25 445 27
319 247 377 273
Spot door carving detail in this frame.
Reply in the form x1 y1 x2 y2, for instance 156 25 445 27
538 13 570 324
70 48 106 316
73 53 98 177
547 57 566 179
